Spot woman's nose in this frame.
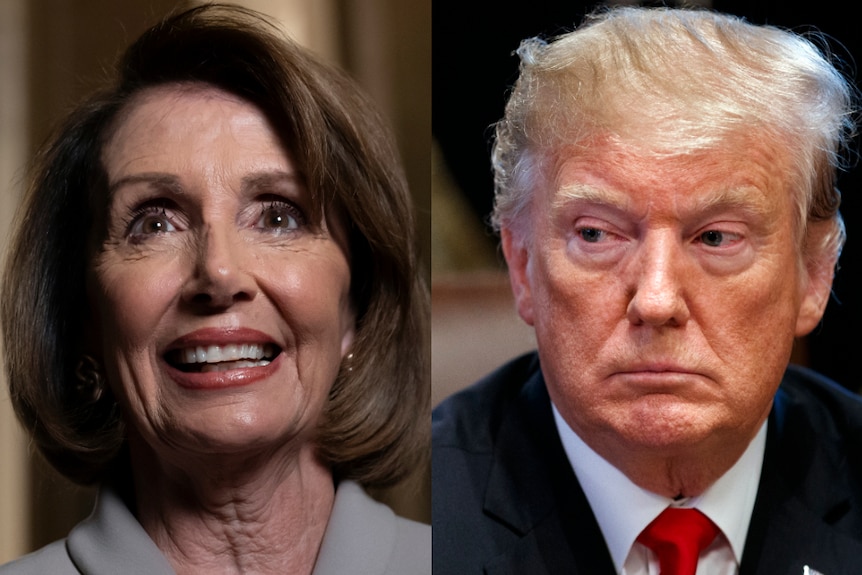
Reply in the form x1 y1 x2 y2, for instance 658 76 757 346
625 233 691 328
181 224 257 309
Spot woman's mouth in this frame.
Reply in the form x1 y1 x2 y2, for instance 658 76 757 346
166 343 281 373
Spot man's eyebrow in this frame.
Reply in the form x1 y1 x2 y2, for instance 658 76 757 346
552 183 631 213
554 183 774 218
689 186 774 218
108 173 183 196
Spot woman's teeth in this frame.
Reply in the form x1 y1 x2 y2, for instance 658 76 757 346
200 360 269 373
171 343 278 372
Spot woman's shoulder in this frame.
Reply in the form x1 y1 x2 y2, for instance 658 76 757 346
387 514 431 575
312 480 430 575
0 540 78 575
1 484 175 575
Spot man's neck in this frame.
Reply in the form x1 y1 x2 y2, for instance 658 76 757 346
553 403 766 573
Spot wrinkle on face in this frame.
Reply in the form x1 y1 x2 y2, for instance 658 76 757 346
506 131 823 495
90 84 355 471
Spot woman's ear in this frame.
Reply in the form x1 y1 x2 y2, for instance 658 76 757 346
341 313 356 357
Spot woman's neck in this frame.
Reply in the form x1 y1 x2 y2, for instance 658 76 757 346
129 441 335 575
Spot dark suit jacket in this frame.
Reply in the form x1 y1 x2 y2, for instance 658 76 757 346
432 352 862 574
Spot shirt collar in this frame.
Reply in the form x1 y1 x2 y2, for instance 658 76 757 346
552 403 766 574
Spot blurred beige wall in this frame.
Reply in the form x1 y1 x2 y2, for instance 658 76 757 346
0 0 30 564
0 0 429 563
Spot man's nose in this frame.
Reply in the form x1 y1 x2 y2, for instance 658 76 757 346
625 232 691 327
181 224 257 309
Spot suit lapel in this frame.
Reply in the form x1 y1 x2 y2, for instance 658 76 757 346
481 367 616 575
743 497 862 575
741 381 862 575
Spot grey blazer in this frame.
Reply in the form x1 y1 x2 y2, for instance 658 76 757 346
0 480 430 575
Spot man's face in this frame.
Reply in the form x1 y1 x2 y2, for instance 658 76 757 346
503 136 832 473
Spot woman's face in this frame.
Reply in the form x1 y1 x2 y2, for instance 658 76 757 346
91 85 354 463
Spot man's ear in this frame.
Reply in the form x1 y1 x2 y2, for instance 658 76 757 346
795 222 838 337
501 226 535 326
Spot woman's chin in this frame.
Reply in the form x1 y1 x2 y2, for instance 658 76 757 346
134 407 311 469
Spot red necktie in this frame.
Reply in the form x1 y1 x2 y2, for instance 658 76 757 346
636 508 719 575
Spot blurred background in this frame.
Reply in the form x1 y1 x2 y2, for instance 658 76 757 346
432 0 862 405
0 0 429 562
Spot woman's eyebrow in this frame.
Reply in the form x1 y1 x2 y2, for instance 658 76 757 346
108 172 183 196
108 171 303 198
241 170 300 192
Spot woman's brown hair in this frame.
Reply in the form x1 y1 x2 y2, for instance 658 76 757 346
1 2 428 487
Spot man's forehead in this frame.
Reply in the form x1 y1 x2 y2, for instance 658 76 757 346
546 137 793 215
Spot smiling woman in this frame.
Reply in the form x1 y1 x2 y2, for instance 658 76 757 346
0 4 428 574
93 84 358 460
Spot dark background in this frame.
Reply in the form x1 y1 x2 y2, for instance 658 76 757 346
433 0 861 391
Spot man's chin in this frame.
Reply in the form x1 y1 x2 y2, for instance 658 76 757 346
606 402 722 452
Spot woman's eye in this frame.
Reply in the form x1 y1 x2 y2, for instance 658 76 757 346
128 208 176 238
257 201 304 232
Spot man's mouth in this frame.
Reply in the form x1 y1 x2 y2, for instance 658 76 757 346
165 343 281 373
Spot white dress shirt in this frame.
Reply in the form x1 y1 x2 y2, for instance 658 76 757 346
552 404 766 575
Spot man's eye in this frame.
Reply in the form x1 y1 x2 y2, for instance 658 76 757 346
579 227 606 243
700 230 726 247
257 201 305 232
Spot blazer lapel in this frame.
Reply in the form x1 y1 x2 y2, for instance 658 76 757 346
743 497 862 575
481 369 616 575
67 484 176 575
741 383 862 575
